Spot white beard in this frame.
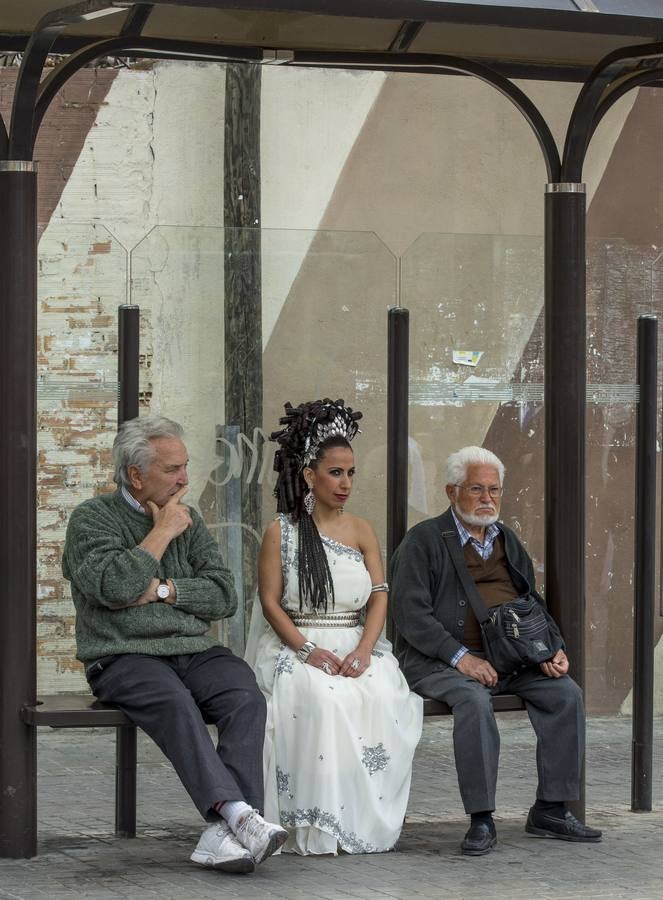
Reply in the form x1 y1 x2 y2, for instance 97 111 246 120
453 504 499 528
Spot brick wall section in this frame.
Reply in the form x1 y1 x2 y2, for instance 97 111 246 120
37 228 146 690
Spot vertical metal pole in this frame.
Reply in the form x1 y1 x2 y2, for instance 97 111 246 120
115 725 137 837
632 315 657 812
215 424 245 655
544 183 586 820
0 161 38 858
118 304 140 426
386 307 409 638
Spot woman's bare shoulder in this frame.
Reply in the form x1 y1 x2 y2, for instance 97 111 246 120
262 517 283 543
346 514 379 548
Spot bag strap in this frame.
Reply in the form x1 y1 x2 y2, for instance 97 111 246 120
440 529 491 625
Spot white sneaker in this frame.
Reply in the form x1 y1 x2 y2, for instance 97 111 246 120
234 809 288 863
190 821 255 874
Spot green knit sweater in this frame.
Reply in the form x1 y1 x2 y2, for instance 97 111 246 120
62 490 237 664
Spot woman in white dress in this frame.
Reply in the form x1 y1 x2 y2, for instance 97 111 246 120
248 398 423 855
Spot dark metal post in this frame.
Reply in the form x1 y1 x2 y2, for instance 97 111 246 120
215 424 245 655
115 726 137 837
118 304 140 426
224 62 262 620
632 315 657 812
544 183 586 820
0 161 38 858
386 307 409 576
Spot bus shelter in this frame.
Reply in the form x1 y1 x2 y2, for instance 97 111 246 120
2 0 663 858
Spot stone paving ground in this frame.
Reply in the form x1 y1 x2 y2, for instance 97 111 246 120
1 715 662 899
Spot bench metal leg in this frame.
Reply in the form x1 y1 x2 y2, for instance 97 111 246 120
115 725 137 838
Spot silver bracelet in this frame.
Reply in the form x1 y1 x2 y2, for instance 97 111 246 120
370 582 389 594
296 640 316 663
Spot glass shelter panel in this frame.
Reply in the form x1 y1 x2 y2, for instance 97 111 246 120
129 227 397 652
585 239 659 714
34 222 662 716
401 232 545 567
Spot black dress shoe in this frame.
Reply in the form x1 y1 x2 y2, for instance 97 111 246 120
526 807 602 842
461 820 497 856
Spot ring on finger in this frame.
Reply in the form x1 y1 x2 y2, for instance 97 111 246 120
321 661 332 675
350 658 360 671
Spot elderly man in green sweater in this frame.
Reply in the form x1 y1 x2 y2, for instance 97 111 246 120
63 415 286 874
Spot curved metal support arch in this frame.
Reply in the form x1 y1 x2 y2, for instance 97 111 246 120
33 37 262 148
588 69 663 146
0 114 8 160
563 40 663 181
9 22 68 159
292 50 561 182
8 2 128 160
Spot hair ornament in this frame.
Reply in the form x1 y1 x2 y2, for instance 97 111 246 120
272 398 361 470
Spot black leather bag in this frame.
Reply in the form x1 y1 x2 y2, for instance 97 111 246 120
441 530 564 674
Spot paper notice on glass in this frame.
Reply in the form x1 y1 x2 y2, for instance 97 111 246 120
452 350 483 367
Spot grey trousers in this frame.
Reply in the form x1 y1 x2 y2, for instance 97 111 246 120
414 664 585 814
87 646 266 820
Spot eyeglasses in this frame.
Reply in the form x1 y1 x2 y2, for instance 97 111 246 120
455 483 503 499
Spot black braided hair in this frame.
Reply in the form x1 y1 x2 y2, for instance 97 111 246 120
270 399 362 613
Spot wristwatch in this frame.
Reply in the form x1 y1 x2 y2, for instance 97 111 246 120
296 640 316 663
156 578 171 601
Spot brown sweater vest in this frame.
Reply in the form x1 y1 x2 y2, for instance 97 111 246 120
462 534 518 649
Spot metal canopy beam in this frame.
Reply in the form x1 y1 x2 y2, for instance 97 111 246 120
3 1 663 75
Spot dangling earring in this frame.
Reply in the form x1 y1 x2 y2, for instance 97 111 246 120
304 487 316 516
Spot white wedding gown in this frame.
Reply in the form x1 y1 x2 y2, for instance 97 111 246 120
248 514 423 855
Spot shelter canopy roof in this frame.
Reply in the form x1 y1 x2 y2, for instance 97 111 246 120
2 1 663 76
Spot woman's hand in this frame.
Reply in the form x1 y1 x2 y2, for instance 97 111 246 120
339 646 371 678
307 647 342 676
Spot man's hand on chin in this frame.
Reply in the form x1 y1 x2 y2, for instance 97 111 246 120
147 486 192 540
139 486 193 561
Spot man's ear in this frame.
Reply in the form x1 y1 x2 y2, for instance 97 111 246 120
445 483 456 504
127 464 142 491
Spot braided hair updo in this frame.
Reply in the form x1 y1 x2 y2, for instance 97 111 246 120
271 398 362 613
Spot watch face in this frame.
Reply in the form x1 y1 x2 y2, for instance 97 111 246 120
157 583 170 599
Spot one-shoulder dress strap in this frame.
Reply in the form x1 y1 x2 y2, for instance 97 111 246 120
276 513 297 586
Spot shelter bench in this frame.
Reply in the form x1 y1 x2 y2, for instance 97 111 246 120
21 695 137 838
20 691 524 841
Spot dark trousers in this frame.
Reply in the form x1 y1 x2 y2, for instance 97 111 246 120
414 664 584 814
87 646 266 820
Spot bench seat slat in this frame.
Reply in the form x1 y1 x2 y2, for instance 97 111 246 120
422 693 525 716
21 695 132 728
23 692 526 727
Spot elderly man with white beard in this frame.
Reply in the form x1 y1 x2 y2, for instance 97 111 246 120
391 446 602 856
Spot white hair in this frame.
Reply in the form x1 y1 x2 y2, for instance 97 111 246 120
112 415 184 487
446 446 505 487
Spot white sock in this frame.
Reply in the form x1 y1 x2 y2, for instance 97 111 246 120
217 800 253 833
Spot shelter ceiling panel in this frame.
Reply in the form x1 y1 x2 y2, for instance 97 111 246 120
411 22 657 67
139 8 399 50
0 1 124 38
